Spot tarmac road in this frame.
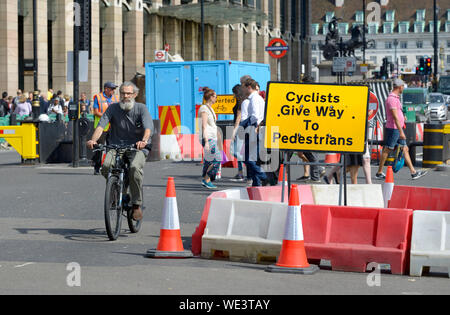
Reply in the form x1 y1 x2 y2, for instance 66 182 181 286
0 149 449 297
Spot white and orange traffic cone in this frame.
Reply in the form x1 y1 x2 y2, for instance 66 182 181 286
266 184 319 274
146 177 193 258
382 166 394 208
278 164 287 186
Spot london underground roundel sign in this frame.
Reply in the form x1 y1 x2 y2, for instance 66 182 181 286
265 38 289 59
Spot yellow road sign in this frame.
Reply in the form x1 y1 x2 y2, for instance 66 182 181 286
264 82 369 153
212 95 236 115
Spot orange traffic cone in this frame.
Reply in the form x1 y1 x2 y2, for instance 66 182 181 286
146 177 193 258
325 153 340 164
278 164 287 186
382 166 394 208
266 184 319 274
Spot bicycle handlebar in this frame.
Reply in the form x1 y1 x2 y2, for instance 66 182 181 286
92 143 138 153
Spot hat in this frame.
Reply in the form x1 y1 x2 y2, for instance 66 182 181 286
104 82 118 89
393 78 405 87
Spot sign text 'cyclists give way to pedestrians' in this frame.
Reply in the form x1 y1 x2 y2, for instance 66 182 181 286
264 82 369 153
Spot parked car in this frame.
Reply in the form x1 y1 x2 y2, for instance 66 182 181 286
402 88 431 123
428 93 448 121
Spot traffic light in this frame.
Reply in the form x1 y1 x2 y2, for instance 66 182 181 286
425 58 432 75
380 57 389 78
417 57 425 75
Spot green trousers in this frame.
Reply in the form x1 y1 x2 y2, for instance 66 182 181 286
101 149 146 206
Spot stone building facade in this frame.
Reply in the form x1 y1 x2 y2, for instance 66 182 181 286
1 0 449 98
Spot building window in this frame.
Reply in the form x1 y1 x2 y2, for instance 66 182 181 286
385 41 392 49
338 23 348 35
399 22 409 34
355 11 364 23
447 40 450 48
383 22 394 34
312 57 318 66
400 56 408 65
400 41 408 49
416 9 425 22
322 23 329 35
370 56 377 64
414 21 425 33
447 55 450 65
311 24 319 36
429 21 441 32
386 10 395 22
416 41 423 49
446 22 450 33
325 12 335 23
311 43 317 51
368 23 378 34
447 9 450 21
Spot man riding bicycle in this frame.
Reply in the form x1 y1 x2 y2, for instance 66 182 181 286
87 81 154 221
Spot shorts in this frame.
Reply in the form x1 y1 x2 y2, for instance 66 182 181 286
384 128 406 150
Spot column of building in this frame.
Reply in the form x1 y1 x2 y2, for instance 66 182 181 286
270 0 281 80
80 0 101 98
257 0 270 67
51 0 73 96
165 0 182 57
216 25 230 61
244 22 257 63
102 0 123 88
0 1 18 96
145 0 163 63
124 0 144 81
230 23 244 61
23 0 48 94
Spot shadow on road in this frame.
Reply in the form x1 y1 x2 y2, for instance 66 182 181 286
15 227 112 242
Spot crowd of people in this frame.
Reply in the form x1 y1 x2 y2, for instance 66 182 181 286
0 89 93 118
197 75 428 189
2 75 428 188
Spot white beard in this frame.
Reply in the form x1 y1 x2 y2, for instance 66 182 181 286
120 99 135 111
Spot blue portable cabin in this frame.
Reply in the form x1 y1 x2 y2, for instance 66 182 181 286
145 60 271 135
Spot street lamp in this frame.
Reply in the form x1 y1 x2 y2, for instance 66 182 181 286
393 39 399 77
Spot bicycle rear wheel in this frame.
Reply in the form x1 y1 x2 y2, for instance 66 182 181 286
104 175 123 241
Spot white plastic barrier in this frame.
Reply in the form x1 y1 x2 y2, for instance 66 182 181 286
410 211 450 278
160 135 181 160
311 184 384 208
201 198 287 263
221 188 249 200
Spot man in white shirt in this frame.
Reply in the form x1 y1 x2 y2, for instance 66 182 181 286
240 79 268 186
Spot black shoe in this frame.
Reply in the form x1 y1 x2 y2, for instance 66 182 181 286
323 176 330 184
94 169 100 175
296 175 310 181
411 170 428 180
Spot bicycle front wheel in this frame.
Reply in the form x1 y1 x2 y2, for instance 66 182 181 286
104 175 123 241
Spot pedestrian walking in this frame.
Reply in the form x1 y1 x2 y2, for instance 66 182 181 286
375 78 427 180
198 87 221 189
240 79 267 187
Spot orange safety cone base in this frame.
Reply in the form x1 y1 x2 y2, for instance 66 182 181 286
266 263 319 275
276 240 310 268
146 230 193 258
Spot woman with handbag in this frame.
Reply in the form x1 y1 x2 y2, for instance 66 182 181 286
198 87 222 189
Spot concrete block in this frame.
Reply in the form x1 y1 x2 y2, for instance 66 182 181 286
311 184 384 208
410 211 450 278
201 198 287 263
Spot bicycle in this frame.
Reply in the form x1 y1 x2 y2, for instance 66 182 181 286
94 144 144 241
